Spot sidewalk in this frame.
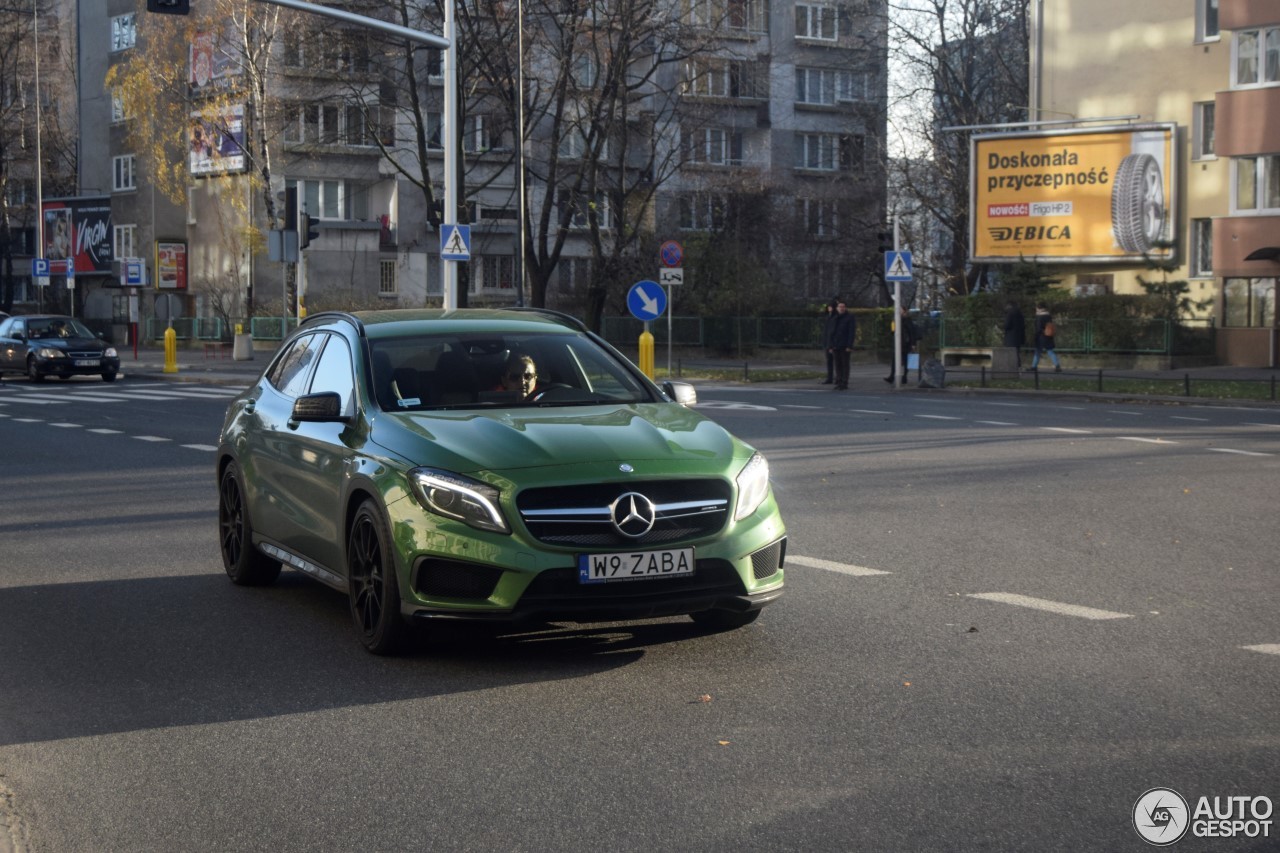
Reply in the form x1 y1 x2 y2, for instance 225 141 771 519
117 344 1280 407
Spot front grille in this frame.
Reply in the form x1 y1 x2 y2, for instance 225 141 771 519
67 350 103 359
750 538 786 580
517 480 731 548
515 558 746 620
413 558 503 600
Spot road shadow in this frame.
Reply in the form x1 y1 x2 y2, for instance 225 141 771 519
0 571 714 746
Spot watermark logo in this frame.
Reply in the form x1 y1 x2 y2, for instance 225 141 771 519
1134 788 1190 846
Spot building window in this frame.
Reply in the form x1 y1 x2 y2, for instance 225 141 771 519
796 3 837 40
795 133 863 172
113 155 136 192
1223 277 1276 327
797 68 837 106
1196 0 1219 43
287 179 371 221
114 224 137 260
465 115 491 153
1234 26 1280 87
683 127 742 165
379 260 397 296
797 198 843 237
110 14 136 52
837 70 871 102
479 255 515 291
1192 102 1216 159
427 111 443 150
560 192 613 230
1233 155 1280 213
111 93 128 123
683 59 765 99
1190 219 1213 278
678 193 727 231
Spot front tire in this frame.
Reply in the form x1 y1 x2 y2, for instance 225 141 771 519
27 357 44 383
102 370 118 383
347 499 409 655
218 461 281 586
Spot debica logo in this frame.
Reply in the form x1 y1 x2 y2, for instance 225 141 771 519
1134 788 1191 846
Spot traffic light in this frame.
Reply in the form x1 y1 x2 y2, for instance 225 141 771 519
146 0 190 14
299 214 320 250
876 230 893 253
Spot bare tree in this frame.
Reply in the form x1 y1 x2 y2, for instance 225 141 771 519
886 0 1029 295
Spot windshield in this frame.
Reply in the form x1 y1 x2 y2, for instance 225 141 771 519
28 317 95 340
369 331 655 411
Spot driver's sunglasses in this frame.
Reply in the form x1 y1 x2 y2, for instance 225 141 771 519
508 371 537 381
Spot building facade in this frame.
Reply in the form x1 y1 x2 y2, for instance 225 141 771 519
1035 0 1280 366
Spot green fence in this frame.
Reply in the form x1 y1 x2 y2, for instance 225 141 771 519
144 317 225 341
937 317 1215 356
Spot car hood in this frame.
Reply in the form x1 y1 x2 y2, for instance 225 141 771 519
31 336 105 352
371 403 744 474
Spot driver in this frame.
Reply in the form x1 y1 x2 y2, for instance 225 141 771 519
495 353 538 399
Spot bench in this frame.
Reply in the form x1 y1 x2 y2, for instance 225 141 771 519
940 346 1020 375
203 342 232 360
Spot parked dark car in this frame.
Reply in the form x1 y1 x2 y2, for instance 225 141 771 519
0 314 121 382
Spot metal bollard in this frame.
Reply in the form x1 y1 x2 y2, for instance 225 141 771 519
638 330 654 379
163 327 179 374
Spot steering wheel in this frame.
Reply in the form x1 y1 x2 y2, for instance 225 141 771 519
527 383 572 403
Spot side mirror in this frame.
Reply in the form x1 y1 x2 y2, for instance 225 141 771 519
291 391 348 423
661 380 697 406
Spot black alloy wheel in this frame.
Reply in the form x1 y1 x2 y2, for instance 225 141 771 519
347 499 409 655
218 462 281 586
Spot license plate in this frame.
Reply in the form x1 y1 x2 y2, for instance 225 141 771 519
74 359 100 367
578 547 695 584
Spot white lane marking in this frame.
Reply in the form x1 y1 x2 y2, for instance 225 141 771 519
1118 437 1177 445
1042 427 1092 434
969 592 1132 621
781 404 823 409
0 396 60 405
789 555 891 577
88 428 123 434
125 388 237 399
1108 411 1145 416
103 392 189 401
1242 644 1280 656
133 435 171 442
1172 416 1209 422
1053 406 1087 411
1207 447 1271 457
916 414 962 420
1243 423 1280 428
987 402 1027 407
12 418 42 423
976 420 1018 426
48 423 82 428
693 401 776 411
182 444 218 452
0 413 8 418
853 409 892 415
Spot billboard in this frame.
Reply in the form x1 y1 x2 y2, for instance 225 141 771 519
189 31 237 93
190 104 247 176
156 241 188 290
970 124 1177 263
41 197 113 276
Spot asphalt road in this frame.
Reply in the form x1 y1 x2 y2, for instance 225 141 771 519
1 376 1276 852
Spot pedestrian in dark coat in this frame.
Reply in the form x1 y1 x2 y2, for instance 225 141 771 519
828 301 856 390
820 297 839 383
1003 301 1026 368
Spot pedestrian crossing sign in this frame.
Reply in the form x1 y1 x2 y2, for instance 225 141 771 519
885 250 913 281
440 224 471 261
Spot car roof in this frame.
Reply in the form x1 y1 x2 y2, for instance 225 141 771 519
305 309 587 341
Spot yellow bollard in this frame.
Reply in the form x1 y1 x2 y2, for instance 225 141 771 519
638 330 654 380
163 326 179 374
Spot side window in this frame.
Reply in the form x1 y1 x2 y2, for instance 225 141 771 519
267 333 320 397
308 335 355 413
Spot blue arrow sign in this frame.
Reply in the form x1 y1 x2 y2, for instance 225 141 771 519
627 280 666 321
440 224 471 261
885 250 913 281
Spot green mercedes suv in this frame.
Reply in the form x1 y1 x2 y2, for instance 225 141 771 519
216 309 785 654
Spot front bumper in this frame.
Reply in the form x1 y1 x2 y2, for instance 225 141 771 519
36 356 120 377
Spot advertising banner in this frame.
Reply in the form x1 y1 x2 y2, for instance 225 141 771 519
190 104 247 176
970 124 1176 263
189 31 236 93
41 197 113 276
156 241 188 290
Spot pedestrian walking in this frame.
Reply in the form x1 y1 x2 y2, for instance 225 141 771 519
1003 301 1026 368
820 297 839 384
828 301 856 390
1029 302 1062 372
884 305 920 384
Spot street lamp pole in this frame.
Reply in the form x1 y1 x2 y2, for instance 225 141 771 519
33 0 44 313
515 0 526 307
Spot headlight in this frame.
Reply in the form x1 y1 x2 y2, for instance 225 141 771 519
35 347 66 359
409 468 510 534
734 452 771 521
104 347 118 358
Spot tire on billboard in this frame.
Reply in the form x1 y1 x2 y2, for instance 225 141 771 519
1110 153 1166 254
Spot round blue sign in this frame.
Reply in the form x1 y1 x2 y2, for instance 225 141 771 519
659 240 683 268
627 280 667 321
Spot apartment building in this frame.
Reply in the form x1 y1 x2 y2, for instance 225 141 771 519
59 1 886 336
1035 0 1280 366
